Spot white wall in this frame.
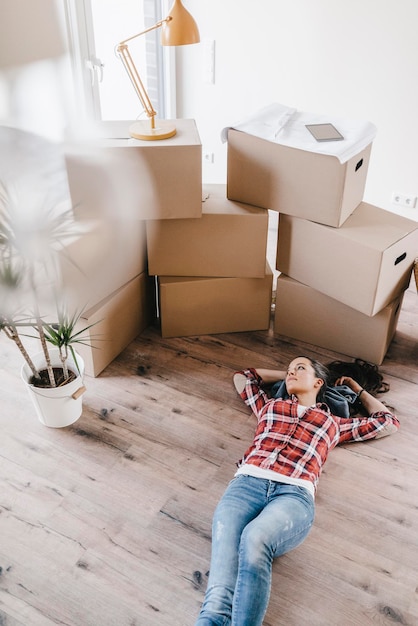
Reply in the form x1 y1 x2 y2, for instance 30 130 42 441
176 0 418 219
0 0 72 141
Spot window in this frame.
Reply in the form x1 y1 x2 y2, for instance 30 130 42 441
64 0 174 123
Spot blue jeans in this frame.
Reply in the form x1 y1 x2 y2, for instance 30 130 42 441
195 475 315 626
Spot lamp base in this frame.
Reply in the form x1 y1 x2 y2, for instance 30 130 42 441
129 119 177 141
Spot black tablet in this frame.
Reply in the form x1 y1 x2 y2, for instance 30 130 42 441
305 123 344 142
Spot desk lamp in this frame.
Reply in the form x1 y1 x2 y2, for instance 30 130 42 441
116 0 199 141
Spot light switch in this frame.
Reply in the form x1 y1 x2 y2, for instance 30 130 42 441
202 38 215 84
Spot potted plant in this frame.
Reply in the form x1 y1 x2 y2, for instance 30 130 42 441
0 175 96 427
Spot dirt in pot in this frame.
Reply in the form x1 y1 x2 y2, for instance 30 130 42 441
30 368 77 388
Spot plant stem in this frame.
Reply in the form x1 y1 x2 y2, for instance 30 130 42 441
3 325 41 381
59 344 69 380
36 317 56 387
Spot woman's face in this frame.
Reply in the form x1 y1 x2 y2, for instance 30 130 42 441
286 357 324 397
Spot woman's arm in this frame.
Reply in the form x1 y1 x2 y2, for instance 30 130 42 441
254 368 287 384
336 375 400 441
234 368 286 394
335 375 389 414
233 369 272 418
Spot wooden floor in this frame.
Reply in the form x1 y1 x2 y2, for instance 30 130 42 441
0 287 417 626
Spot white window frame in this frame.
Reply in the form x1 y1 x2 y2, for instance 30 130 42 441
62 0 176 123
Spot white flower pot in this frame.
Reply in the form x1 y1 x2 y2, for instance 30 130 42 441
21 349 86 428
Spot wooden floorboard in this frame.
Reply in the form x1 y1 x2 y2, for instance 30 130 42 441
0 288 417 625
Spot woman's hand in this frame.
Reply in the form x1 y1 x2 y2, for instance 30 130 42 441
335 376 363 395
336 376 393 416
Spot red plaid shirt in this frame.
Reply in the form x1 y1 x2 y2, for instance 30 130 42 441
237 369 400 493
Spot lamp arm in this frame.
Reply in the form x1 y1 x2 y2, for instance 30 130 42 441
116 17 172 125
116 43 157 122
118 17 171 47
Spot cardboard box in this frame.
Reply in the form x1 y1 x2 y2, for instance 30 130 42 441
158 263 273 337
146 184 268 278
276 202 418 316
75 272 153 377
66 119 202 221
274 274 404 365
227 129 372 227
59 220 147 311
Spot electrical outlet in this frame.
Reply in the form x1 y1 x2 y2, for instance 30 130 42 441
391 192 417 208
203 152 214 164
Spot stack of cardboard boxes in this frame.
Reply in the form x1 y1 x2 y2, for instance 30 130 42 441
226 128 418 364
58 214 153 377
62 117 206 376
147 183 272 338
64 120 273 374
65 115 417 375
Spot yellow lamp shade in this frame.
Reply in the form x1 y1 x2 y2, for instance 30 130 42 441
161 0 200 46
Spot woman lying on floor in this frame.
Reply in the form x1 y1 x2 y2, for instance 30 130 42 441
195 356 399 626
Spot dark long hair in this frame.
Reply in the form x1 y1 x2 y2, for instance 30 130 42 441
326 358 390 415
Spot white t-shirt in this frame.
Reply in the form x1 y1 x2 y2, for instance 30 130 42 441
235 404 315 499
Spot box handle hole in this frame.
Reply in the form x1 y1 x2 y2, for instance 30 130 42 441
394 252 406 266
355 158 363 172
